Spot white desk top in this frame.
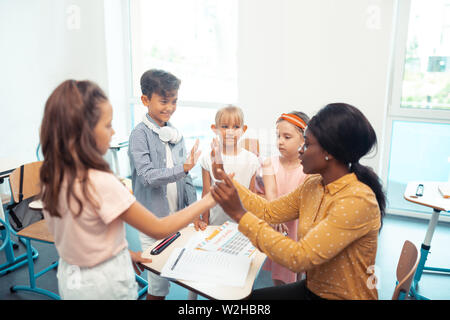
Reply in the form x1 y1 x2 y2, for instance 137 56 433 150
141 225 267 300
0 158 23 178
109 138 129 150
404 181 450 212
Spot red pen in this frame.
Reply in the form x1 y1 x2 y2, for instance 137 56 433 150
151 232 181 255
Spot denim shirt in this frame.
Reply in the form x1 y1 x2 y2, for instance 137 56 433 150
128 114 197 217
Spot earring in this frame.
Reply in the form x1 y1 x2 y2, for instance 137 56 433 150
325 156 329 161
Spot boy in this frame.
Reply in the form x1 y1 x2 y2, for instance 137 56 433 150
128 69 200 300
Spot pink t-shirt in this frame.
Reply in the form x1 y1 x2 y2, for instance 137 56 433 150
43 170 136 267
263 156 307 283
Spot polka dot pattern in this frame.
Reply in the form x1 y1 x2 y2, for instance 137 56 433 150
236 173 381 300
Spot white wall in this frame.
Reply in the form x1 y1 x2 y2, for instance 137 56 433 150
0 0 108 163
1 0 396 177
238 0 395 173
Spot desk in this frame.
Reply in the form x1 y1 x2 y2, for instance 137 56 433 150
0 158 35 276
109 139 128 176
141 225 267 300
0 158 23 221
404 181 450 300
0 158 23 180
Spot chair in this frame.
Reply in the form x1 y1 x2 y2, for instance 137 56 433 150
392 240 419 300
7 161 59 299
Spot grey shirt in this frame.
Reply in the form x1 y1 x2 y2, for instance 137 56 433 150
128 115 197 217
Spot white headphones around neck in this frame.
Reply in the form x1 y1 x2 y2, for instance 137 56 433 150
142 115 182 144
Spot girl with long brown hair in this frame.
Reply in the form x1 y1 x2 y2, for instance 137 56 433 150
39 80 214 299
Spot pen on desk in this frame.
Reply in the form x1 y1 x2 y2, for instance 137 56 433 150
151 232 181 255
155 233 177 250
171 248 186 271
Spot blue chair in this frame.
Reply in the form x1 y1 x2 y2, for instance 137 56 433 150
392 240 420 300
6 161 60 299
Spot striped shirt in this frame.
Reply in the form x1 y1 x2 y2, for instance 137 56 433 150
128 115 197 217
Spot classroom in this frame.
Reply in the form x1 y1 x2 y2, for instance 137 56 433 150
0 0 449 303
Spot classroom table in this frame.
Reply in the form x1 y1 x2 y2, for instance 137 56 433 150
141 225 267 300
1 158 23 221
0 158 23 180
0 158 31 276
109 139 128 176
0 157 24 224
403 181 450 300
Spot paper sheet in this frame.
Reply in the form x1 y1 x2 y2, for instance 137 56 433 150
160 247 251 287
194 221 256 257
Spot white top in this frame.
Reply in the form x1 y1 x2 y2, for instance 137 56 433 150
199 148 259 225
165 143 178 213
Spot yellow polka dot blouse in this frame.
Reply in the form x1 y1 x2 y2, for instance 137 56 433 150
236 173 381 300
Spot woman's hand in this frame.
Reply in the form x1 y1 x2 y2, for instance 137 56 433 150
128 250 152 275
210 169 246 223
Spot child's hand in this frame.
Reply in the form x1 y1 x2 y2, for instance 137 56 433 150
128 250 152 275
193 218 208 231
210 137 224 180
210 169 246 222
270 223 289 236
261 158 275 176
184 139 201 173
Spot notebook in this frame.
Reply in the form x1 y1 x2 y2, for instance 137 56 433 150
160 247 251 287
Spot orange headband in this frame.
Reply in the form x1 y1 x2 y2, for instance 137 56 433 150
278 113 307 130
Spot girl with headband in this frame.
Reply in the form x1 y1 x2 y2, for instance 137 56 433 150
261 111 310 287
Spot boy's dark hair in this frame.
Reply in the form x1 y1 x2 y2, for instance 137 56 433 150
140 69 181 98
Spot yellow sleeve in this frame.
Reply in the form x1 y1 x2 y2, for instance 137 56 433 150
238 194 380 273
234 179 301 224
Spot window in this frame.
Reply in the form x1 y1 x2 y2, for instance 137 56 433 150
128 0 238 186
386 121 450 216
384 0 450 220
400 0 450 111
129 0 238 104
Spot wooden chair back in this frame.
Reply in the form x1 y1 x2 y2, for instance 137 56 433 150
9 161 43 203
392 240 419 300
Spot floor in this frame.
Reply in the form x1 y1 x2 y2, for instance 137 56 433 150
1 213 449 300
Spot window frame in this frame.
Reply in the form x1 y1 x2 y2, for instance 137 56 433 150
382 0 450 222
126 0 238 122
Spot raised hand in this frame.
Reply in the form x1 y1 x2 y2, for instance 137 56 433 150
210 137 224 180
210 169 246 222
184 139 201 173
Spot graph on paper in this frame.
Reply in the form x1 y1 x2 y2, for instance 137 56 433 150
194 221 256 258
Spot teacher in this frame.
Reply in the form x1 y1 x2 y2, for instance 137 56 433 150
210 103 386 300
